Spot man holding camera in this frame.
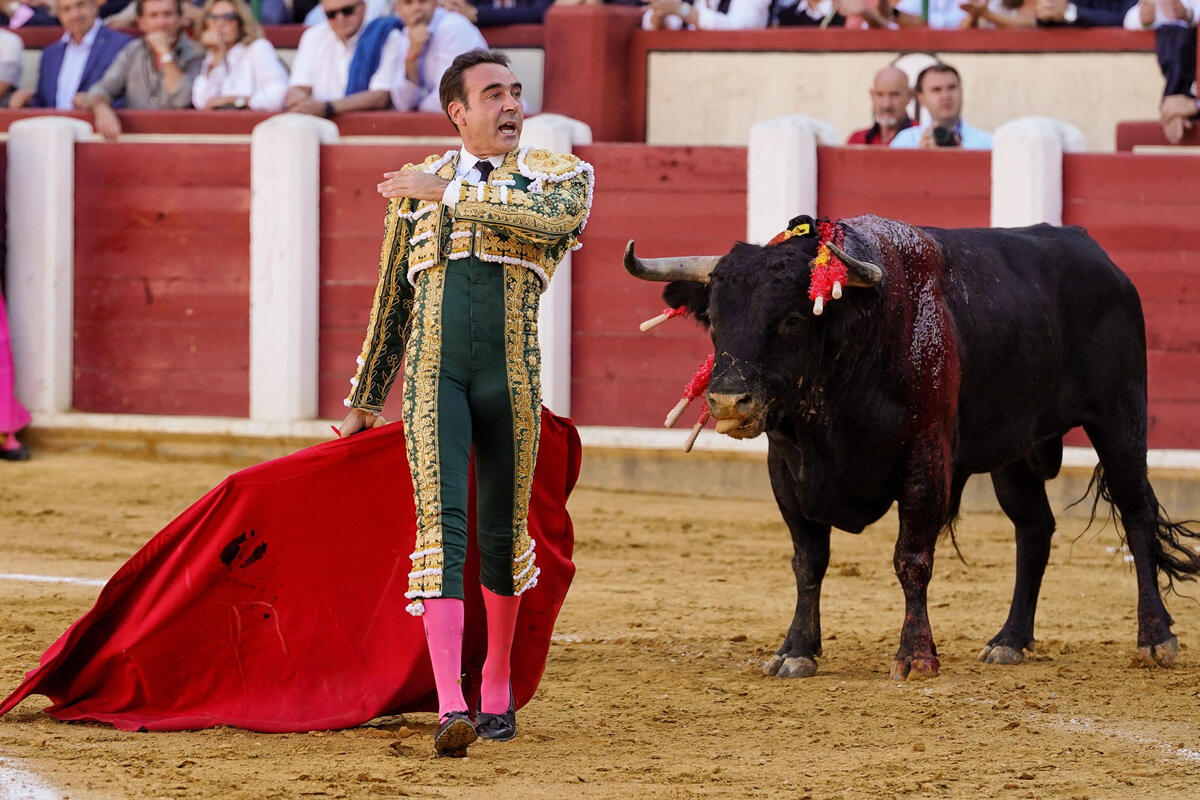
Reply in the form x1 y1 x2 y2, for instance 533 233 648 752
890 62 993 150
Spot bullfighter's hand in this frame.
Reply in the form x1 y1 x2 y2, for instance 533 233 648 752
338 408 384 437
377 170 451 200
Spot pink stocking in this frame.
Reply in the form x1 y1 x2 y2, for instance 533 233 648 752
480 588 521 715
422 597 466 721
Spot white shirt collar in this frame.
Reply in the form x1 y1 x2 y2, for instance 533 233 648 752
61 19 102 48
456 149 504 179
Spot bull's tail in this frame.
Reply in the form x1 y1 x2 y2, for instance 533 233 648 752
1076 464 1200 591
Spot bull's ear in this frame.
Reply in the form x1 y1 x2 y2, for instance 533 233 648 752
663 280 711 327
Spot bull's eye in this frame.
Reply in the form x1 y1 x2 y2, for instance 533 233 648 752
777 311 806 335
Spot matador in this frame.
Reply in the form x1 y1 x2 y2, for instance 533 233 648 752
338 49 593 757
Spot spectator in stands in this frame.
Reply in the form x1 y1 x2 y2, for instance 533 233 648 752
80 0 204 139
0 0 55 26
389 0 487 111
0 29 20 105
8 0 133 109
959 0 1037 26
891 0 968 26
1139 0 1200 142
847 66 916 145
773 0 847 25
192 0 288 109
1035 0 1134 25
891 62 993 150
464 0 552 26
642 0 771 29
285 0 401 117
300 0 389 25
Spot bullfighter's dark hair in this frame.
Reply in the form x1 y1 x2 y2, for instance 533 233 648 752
915 62 960 94
439 49 513 129
136 0 183 16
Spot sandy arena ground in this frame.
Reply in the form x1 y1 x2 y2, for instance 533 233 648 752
1 448 1199 799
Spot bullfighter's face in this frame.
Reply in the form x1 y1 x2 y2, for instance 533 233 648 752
449 62 523 159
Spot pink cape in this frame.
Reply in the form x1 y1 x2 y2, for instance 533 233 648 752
0 410 580 732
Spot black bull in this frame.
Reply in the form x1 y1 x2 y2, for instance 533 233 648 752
625 214 1200 680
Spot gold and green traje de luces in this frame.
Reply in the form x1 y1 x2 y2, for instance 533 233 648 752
345 146 594 617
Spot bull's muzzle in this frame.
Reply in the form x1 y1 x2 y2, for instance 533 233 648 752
707 392 766 438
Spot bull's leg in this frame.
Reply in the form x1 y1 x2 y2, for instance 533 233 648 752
1083 418 1179 666
891 444 952 681
979 460 1055 665
764 449 831 679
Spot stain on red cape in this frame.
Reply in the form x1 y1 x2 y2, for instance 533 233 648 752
0 409 581 732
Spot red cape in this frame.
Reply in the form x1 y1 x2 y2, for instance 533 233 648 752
0 410 580 732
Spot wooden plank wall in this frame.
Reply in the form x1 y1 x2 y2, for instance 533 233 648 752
316 144 444 421
1064 153 1200 450
569 144 746 428
72 142 251 416
817 148 991 227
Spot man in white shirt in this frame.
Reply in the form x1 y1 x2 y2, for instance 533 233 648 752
388 0 486 112
285 0 401 117
0 29 19 105
891 0 968 26
890 62 994 150
642 0 770 29
9 0 134 109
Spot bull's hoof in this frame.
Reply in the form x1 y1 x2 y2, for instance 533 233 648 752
977 644 1025 665
1134 636 1179 668
890 656 939 681
763 654 818 678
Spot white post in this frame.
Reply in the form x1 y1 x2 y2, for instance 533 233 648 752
6 117 93 414
746 115 839 244
990 116 1086 228
520 114 591 418
249 113 338 422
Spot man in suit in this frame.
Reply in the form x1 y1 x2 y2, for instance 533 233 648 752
338 48 592 757
8 0 132 109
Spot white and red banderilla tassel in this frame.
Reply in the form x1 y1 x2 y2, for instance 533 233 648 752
637 304 713 452
665 353 713 428
639 305 688 332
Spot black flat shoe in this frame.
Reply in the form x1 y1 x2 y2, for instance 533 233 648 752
0 445 29 462
476 687 516 742
433 711 477 757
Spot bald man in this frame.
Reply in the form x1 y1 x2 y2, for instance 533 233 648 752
846 66 916 146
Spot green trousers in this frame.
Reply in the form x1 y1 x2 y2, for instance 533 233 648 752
402 253 542 611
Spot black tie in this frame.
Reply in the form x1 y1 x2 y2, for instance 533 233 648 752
476 160 494 183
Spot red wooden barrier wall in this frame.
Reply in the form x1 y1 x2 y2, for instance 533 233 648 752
58 141 1200 450
569 144 746 428
316 144 440 421
817 147 991 227
1064 153 1200 450
73 142 251 416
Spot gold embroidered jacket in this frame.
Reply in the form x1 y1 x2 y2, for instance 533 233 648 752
345 146 595 413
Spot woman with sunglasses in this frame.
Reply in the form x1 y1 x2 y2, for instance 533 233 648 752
192 0 287 110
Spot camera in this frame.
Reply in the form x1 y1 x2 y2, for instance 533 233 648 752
931 126 960 147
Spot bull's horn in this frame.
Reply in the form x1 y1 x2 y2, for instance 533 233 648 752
624 240 721 284
826 241 883 287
